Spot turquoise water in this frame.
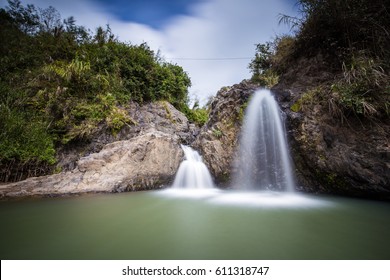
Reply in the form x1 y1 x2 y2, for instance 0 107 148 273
0 189 389 259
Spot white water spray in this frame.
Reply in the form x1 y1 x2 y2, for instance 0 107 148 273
172 145 215 189
234 89 295 191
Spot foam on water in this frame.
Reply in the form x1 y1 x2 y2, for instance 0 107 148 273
208 191 333 209
158 188 220 199
157 189 333 209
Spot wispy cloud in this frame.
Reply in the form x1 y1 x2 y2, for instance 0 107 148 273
5 0 297 104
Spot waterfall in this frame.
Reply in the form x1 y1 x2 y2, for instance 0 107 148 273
234 89 295 192
172 145 215 189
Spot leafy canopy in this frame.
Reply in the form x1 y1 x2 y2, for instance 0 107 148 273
0 0 196 181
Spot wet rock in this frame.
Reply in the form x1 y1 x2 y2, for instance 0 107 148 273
193 80 259 184
195 71 390 199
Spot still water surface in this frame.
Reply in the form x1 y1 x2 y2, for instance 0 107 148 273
0 189 389 259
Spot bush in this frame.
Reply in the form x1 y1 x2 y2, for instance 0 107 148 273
261 0 390 121
272 35 295 73
293 0 390 68
248 36 296 86
0 106 55 164
181 105 209 126
0 0 196 181
330 53 389 118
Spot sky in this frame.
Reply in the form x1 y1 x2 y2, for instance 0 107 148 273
1 0 299 105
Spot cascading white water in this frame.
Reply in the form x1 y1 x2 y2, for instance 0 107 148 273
172 145 215 189
234 89 295 192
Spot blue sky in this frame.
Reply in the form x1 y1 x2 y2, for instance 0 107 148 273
1 0 299 104
93 0 207 28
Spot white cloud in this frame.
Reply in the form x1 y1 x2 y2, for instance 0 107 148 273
8 0 296 105
159 0 294 104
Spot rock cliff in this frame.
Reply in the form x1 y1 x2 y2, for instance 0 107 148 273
0 102 194 199
56 101 197 172
2 74 389 200
193 64 389 199
0 131 183 199
273 62 390 199
193 80 258 184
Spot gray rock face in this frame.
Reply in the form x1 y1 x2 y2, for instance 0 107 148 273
273 71 390 199
286 96 389 198
194 80 259 184
0 101 195 199
196 75 389 199
0 132 183 198
57 101 197 172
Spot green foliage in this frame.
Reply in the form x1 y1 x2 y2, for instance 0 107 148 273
330 53 389 118
249 36 297 87
35 42 192 142
248 42 273 77
290 103 300 113
212 128 223 139
237 101 249 122
0 106 55 164
256 0 390 121
293 0 390 67
248 42 280 88
181 105 209 126
256 70 279 88
271 35 295 73
290 87 322 113
0 0 194 181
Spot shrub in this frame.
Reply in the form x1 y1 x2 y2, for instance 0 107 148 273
271 35 295 73
181 105 209 126
330 53 389 118
248 36 296 86
0 1 196 181
0 106 55 164
293 0 390 68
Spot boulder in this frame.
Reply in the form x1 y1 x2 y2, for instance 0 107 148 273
0 131 183 199
56 101 198 172
193 80 259 184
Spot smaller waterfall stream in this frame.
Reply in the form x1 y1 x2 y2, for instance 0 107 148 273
234 89 295 191
172 145 215 189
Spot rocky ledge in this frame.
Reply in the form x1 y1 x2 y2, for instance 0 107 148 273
0 101 194 199
0 131 183 199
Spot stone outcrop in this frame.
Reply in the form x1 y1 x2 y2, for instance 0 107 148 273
273 85 390 199
193 80 259 184
57 101 197 172
195 72 389 200
0 101 195 199
272 57 390 199
0 131 183 199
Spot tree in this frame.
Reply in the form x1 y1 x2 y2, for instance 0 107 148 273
5 0 40 34
39 6 62 35
0 0 194 182
248 42 273 77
